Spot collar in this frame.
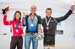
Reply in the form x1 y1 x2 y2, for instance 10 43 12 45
29 13 36 16
15 19 20 23
46 16 51 19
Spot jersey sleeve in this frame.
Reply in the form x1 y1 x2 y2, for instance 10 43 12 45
3 14 12 25
38 16 42 24
55 10 72 22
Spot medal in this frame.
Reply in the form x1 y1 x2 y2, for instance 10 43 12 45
16 29 18 32
31 24 34 26
30 16 35 27
45 17 51 30
46 27 49 30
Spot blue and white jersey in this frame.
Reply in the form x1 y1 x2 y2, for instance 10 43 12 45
27 16 38 32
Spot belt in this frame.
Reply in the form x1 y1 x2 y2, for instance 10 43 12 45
26 32 37 34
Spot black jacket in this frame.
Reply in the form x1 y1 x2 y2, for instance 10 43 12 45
42 10 72 36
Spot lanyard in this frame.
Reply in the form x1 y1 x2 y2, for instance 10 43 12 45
30 16 35 23
45 17 51 26
16 23 19 28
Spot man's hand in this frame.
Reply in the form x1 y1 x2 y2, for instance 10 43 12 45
38 24 42 33
22 12 25 18
70 5 74 11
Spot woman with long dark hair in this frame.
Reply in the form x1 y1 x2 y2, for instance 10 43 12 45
3 9 23 49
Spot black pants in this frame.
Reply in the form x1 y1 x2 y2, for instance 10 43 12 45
44 35 55 46
10 36 23 49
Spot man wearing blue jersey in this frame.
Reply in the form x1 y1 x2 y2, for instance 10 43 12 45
22 5 42 49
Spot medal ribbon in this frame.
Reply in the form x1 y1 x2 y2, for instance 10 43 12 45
45 17 51 26
16 23 19 28
30 16 35 24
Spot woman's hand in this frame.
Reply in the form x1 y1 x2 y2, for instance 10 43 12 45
2 6 9 14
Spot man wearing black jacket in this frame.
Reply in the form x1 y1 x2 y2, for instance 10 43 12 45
42 5 74 49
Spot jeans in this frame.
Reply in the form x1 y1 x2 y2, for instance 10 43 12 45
25 33 38 49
